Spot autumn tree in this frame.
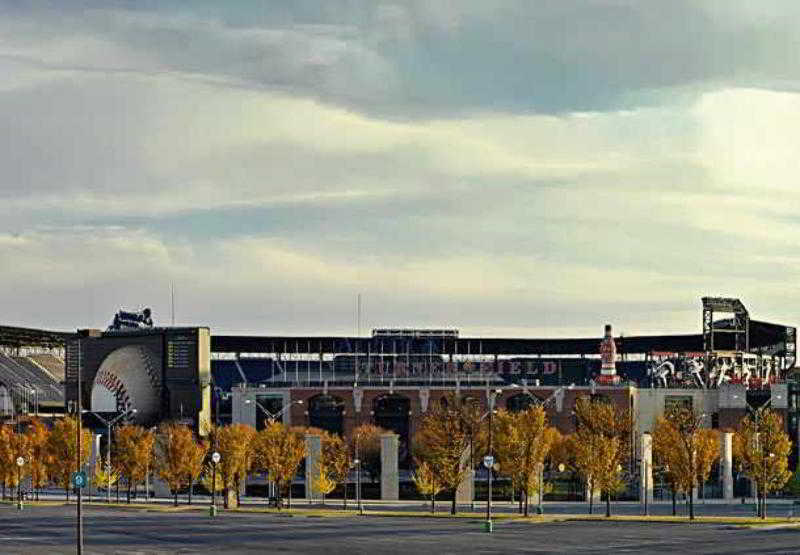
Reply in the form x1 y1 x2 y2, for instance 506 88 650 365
46 416 91 501
115 425 155 503
652 407 719 520
494 406 557 516
571 397 631 516
217 423 256 507
253 421 306 510
734 408 792 518
23 418 50 501
319 431 349 507
186 438 208 505
0 425 31 501
412 460 444 513
0 425 16 500
414 394 481 515
652 419 682 516
154 423 195 507
350 424 386 484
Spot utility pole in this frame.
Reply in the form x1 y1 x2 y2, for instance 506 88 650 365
76 339 84 555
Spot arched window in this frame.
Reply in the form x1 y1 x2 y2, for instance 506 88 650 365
308 394 345 436
373 394 411 465
506 393 539 413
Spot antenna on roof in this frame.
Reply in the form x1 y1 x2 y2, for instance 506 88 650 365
356 293 361 336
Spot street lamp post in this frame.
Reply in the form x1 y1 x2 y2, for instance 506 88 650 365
210 451 221 517
244 398 304 503
16 456 24 510
485 388 501 530
84 408 137 504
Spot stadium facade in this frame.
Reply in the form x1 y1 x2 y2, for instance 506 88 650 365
2 297 799 471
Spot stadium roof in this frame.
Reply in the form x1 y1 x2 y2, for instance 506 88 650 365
0 325 73 349
210 319 794 358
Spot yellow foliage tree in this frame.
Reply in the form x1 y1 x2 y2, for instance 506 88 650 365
253 421 306 510
571 397 631 516
652 407 719 520
94 463 119 493
350 423 386 484
115 425 155 504
217 423 256 508
312 460 337 506
46 416 91 501
414 394 481 515
185 438 208 505
319 431 349 507
24 418 50 501
154 422 195 507
412 460 444 513
734 408 792 519
494 406 557 516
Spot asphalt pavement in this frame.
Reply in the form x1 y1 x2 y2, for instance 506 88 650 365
1 504 800 554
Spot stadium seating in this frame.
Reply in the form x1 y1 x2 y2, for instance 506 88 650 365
27 353 65 382
0 353 63 402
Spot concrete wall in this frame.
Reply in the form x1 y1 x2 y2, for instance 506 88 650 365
232 387 291 428
635 388 718 436
380 433 399 500
639 433 653 506
305 434 322 501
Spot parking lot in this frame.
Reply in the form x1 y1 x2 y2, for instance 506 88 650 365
1 503 799 554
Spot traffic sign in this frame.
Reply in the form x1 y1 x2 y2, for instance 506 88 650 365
211 452 221 464
483 455 494 468
71 471 87 489
16 457 24 467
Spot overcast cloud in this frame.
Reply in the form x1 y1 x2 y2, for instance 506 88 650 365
1 1 798 337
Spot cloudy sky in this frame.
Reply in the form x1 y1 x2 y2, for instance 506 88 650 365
1 1 799 337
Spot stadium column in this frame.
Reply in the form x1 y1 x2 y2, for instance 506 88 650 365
639 432 653 509
455 444 473 505
380 433 399 501
305 433 322 502
721 432 734 501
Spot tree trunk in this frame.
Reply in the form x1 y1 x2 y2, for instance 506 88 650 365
343 479 348 510
762 490 767 519
66 487 70 502
588 482 594 515
671 488 677 516
288 483 292 509
524 490 529 517
174 491 178 507
431 492 435 514
2 481 5 500
605 491 611 518
116 481 120 503
322 492 325 506
224 487 229 509
188 478 193 505
127 481 131 504
689 487 695 520
451 489 457 515
235 479 240 507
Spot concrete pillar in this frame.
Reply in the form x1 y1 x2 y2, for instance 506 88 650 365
455 447 473 504
305 434 322 501
721 432 734 501
380 433 399 500
586 479 600 505
528 463 544 506
639 433 653 506
89 433 101 500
